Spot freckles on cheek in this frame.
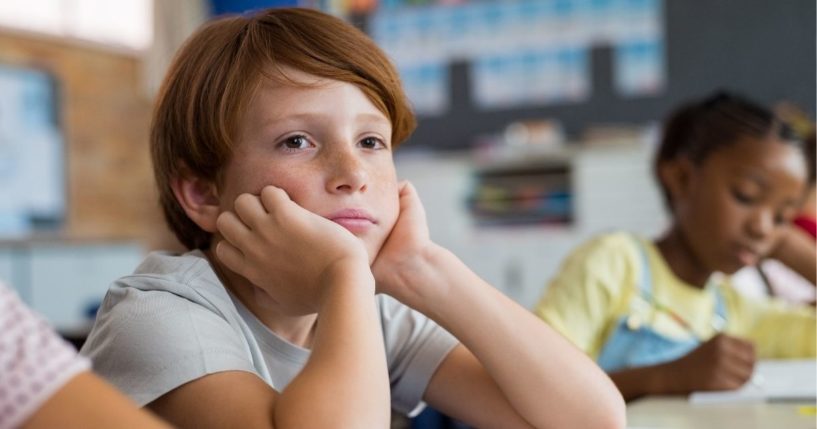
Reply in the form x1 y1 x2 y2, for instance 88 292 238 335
249 166 304 196
385 185 401 228
276 181 311 206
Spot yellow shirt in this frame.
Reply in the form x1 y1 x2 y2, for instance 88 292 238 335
534 232 816 360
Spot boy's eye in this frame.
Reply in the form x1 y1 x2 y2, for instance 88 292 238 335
282 135 311 149
359 136 386 150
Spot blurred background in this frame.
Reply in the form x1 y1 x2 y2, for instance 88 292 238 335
0 0 813 342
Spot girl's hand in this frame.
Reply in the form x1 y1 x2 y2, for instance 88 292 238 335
371 181 439 306
216 185 372 313
665 333 756 392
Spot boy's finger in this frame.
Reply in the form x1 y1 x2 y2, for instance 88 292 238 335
215 240 246 276
216 211 252 247
399 181 427 219
233 193 267 229
397 180 413 198
259 185 291 214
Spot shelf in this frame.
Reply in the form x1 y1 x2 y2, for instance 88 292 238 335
468 158 573 227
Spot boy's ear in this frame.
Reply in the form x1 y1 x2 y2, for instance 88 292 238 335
658 157 694 205
170 171 221 233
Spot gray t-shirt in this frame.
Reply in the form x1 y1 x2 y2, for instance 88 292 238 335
80 250 458 415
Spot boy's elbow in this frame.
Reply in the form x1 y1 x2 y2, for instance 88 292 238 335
538 393 626 429
595 393 627 429
564 390 625 429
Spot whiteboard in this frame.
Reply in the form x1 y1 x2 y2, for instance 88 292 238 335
0 64 65 236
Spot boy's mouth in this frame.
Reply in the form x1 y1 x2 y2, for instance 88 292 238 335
327 208 377 233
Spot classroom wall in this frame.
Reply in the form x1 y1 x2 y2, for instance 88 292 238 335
0 30 177 250
405 0 816 149
395 141 669 309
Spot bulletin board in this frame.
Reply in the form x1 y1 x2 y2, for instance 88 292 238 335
361 0 815 149
0 64 65 235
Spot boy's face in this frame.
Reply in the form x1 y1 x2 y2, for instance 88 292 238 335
671 136 808 274
216 68 399 263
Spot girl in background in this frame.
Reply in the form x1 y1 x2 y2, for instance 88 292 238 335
535 91 816 401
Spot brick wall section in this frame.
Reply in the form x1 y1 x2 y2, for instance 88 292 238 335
0 31 182 251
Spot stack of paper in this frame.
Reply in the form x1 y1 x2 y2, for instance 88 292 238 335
689 359 817 404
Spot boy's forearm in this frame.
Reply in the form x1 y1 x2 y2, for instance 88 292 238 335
275 267 390 428
407 248 625 429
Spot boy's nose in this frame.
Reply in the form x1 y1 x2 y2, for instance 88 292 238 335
325 149 369 193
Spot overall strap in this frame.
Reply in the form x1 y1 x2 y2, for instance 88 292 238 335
713 289 727 318
633 235 654 299
634 234 728 330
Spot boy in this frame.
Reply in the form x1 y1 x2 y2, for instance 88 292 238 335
81 8 624 428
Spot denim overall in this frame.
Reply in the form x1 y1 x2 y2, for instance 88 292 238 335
596 239 728 372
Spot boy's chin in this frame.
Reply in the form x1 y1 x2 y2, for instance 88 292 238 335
362 239 388 266
365 244 381 266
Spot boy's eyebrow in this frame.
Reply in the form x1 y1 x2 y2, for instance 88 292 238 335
262 112 391 128
355 113 392 125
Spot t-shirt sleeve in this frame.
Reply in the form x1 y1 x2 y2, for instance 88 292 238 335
0 283 90 429
724 287 816 358
533 233 634 358
378 295 458 416
80 281 257 406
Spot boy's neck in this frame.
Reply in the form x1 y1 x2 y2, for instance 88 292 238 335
654 228 712 289
204 249 319 349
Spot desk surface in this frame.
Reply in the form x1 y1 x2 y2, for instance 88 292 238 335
626 396 816 429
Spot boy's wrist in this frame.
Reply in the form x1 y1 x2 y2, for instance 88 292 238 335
407 246 468 318
318 259 375 309
378 244 453 312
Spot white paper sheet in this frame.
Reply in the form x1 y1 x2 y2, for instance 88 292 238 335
689 359 817 404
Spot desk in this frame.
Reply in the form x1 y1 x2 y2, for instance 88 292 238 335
626 396 816 429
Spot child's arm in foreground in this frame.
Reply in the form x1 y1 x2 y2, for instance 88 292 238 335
4 281 171 429
372 182 626 429
23 371 172 429
148 187 389 429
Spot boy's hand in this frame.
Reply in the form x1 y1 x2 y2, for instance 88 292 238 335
666 333 756 392
216 186 372 313
371 181 438 306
